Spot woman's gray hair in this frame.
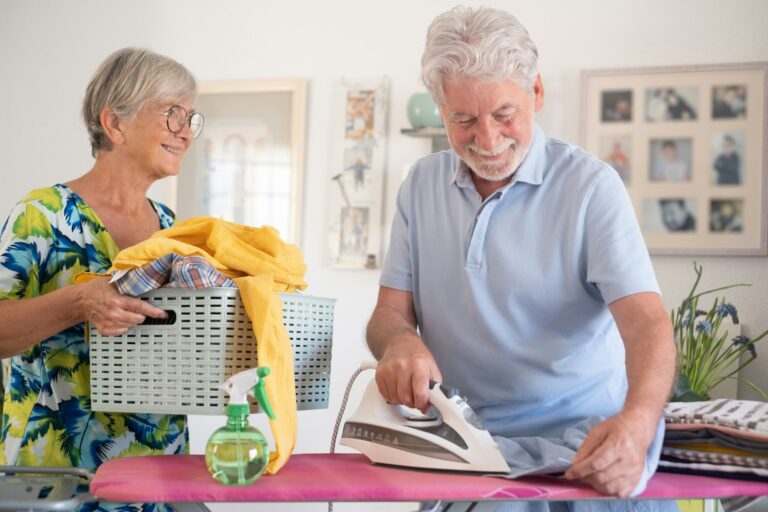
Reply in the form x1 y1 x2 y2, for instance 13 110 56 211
421 6 539 104
83 47 197 157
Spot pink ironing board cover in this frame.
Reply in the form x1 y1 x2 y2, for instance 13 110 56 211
90 454 768 503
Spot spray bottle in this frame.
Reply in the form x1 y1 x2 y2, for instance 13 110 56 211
205 367 276 485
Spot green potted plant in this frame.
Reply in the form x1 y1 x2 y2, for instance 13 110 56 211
671 262 768 401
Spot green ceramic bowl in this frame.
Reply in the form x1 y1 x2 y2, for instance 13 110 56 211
407 92 443 129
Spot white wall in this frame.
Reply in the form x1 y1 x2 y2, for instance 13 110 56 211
1 1 767 510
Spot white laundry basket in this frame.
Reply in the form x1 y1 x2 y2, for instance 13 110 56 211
89 287 335 415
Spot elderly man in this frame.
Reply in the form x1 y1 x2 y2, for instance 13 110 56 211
367 5 676 506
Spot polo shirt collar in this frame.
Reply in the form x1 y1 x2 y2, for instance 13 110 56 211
450 124 546 189
514 124 545 186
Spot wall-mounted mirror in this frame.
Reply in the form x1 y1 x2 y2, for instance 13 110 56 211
176 79 308 245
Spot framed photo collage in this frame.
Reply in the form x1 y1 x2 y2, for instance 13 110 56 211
582 63 768 255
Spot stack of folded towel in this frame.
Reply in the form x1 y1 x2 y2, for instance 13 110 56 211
662 399 768 480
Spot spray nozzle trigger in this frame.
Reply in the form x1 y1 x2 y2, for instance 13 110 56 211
254 367 275 419
221 367 276 420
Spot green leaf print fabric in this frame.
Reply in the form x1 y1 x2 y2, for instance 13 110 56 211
0 184 188 474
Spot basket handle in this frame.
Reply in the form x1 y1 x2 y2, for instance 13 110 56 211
140 310 177 326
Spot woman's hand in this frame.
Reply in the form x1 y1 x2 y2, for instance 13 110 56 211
77 277 168 336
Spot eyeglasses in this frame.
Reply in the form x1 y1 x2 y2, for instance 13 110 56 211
153 105 204 138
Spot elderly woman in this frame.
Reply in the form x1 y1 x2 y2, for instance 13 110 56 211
0 48 203 479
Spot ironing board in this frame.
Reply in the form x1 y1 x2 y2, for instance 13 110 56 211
90 453 768 503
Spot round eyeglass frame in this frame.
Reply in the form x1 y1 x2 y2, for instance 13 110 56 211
160 105 204 138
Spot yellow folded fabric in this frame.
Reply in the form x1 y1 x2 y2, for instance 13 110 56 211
666 443 768 459
111 216 307 474
112 217 307 290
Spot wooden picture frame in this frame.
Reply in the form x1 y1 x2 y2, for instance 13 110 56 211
176 79 308 245
327 77 390 269
582 63 768 255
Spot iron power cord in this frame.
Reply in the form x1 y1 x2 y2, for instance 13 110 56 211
327 360 378 512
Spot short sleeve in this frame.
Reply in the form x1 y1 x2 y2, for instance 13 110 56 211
0 201 54 300
584 170 660 304
379 171 414 292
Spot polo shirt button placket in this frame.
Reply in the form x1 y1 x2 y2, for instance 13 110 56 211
465 191 503 271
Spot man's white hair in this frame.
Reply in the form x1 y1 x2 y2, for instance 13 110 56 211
421 6 539 104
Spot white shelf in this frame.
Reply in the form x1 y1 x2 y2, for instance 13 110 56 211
401 127 449 152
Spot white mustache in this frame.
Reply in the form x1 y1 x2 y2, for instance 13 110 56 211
466 138 517 156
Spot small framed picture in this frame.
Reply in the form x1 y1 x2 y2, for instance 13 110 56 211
712 85 747 119
601 90 633 122
599 134 632 184
645 87 699 121
582 63 768 255
327 77 389 268
711 132 745 185
648 138 693 183
710 199 744 233
644 198 697 233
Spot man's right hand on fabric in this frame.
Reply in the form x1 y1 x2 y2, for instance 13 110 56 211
77 277 168 336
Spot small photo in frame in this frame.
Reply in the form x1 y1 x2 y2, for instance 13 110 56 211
599 134 632 184
582 62 768 255
345 90 376 140
710 199 744 233
343 145 374 194
644 198 697 233
645 87 698 121
649 138 693 182
712 84 747 119
339 206 370 258
711 132 745 185
600 90 633 122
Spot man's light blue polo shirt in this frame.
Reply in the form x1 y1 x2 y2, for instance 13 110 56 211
380 124 661 439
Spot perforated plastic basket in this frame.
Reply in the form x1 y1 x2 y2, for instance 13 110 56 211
89 288 335 415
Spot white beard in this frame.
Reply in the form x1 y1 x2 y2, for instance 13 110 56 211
462 137 531 182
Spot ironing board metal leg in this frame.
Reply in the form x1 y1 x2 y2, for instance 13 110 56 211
169 503 211 512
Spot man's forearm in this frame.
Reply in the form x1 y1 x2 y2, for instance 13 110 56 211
366 287 441 409
366 303 421 360
609 292 677 429
623 317 676 418
621 306 677 432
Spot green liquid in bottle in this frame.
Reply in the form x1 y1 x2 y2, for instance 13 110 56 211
205 407 269 485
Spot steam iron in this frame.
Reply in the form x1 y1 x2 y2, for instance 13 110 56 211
340 378 510 473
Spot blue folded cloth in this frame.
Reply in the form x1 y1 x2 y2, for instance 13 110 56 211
493 417 600 479
493 415 666 498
